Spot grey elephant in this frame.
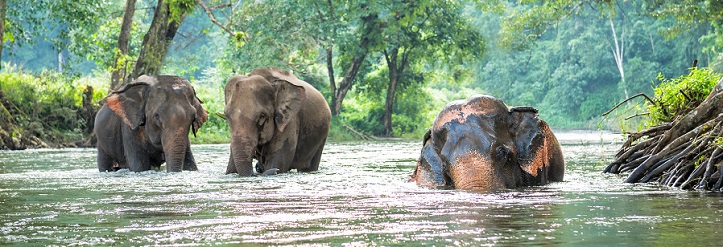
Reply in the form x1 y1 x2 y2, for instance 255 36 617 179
94 75 208 172
224 67 331 176
409 95 564 192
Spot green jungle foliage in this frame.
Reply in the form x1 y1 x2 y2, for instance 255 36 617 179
3 0 723 145
647 68 722 125
0 63 232 145
0 64 106 144
189 73 230 144
475 0 710 129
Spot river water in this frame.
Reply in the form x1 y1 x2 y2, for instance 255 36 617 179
1 131 721 246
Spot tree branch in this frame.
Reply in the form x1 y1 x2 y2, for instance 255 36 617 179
209 3 231 11
602 93 656 117
196 0 235 37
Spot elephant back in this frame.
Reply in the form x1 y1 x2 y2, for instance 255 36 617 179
249 67 308 88
134 75 160 87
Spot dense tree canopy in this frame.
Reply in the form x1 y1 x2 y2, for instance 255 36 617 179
2 0 723 144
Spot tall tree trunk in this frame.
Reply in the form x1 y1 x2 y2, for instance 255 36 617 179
330 12 377 116
0 0 7 70
131 0 187 79
380 47 410 137
57 52 63 72
609 18 627 99
381 48 399 137
332 54 366 116
326 47 336 100
110 0 137 91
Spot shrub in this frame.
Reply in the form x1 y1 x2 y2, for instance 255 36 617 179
0 65 107 144
647 68 722 125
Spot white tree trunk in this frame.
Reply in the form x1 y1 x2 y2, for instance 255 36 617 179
609 18 627 99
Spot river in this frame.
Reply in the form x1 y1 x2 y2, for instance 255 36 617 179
1 131 721 246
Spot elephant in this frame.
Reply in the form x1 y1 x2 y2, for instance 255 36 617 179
94 75 208 172
224 67 331 176
409 94 564 192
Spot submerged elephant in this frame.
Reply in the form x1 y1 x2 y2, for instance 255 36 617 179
409 95 564 192
224 67 331 176
94 75 208 172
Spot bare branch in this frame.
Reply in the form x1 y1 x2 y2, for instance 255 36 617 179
602 93 656 117
196 0 235 37
209 3 232 11
625 112 650 120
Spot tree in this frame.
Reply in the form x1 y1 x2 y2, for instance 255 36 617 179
222 0 385 116
0 0 6 70
643 0 723 38
80 0 239 90
109 0 137 91
501 0 723 190
376 0 483 136
609 17 627 98
1 0 112 73
332 10 381 116
130 0 194 80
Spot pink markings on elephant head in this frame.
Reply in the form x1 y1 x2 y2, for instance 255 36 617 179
433 96 507 131
519 122 558 177
105 94 134 127
520 140 547 177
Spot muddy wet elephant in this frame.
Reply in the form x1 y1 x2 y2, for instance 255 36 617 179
224 67 331 176
94 75 208 172
409 94 564 192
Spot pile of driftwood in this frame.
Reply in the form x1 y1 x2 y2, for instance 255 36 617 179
604 78 723 190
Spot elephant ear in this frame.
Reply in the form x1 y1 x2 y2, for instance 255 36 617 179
509 108 550 179
410 130 448 187
191 87 208 137
249 68 308 132
101 81 150 130
273 80 306 132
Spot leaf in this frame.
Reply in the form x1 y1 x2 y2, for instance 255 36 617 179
4 32 14 43
233 32 247 48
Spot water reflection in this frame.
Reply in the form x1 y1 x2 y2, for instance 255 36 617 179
0 131 722 245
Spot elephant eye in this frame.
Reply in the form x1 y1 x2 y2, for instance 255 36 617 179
154 113 161 123
257 113 267 127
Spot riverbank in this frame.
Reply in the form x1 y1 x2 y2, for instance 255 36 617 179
0 67 620 150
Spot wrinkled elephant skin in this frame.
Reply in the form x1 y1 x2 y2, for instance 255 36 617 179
409 94 564 192
94 75 208 172
224 67 331 176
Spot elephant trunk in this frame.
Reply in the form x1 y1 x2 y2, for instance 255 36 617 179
230 135 257 176
162 128 190 172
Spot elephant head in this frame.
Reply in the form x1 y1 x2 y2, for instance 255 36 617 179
409 95 564 192
223 68 306 176
509 106 565 185
101 75 208 172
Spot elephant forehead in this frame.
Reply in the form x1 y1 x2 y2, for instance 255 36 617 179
166 79 192 93
171 82 188 91
433 100 505 130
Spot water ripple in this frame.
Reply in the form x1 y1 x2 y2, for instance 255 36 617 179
1 132 722 245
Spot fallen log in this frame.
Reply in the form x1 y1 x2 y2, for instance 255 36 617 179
343 124 377 141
